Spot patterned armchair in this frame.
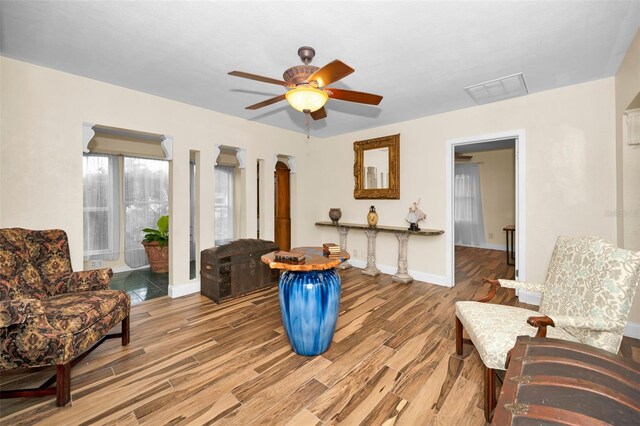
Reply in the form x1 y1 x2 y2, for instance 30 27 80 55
454 236 640 422
0 228 130 406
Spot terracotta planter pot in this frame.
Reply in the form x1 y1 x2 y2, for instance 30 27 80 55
142 241 169 273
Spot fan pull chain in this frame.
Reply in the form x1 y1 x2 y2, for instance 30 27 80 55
304 109 310 139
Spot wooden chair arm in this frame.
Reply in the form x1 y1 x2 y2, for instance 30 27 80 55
527 315 555 338
475 278 501 303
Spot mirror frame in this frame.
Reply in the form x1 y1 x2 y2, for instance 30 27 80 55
353 133 400 199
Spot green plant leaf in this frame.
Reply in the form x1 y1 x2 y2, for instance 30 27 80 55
157 215 169 234
142 215 169 245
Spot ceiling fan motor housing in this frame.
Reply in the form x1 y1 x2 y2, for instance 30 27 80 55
283 65 320 86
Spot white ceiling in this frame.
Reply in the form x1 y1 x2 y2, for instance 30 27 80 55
1 1 638 138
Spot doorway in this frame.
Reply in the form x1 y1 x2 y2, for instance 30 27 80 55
274 160 291 251
446 130 526 288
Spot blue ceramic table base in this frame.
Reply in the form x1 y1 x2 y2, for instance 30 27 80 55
278 268 341 356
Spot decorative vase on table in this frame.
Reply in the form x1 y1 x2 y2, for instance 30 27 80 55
278 269 341 356
367 206 378 227
329 208 342 225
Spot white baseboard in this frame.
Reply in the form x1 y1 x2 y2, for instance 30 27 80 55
409 270 450 287
518 290 541 306
456 243 507 251
517 290 640 339
347 259 367 269
168 280 200 298
346 259 450 287
624 321 640 339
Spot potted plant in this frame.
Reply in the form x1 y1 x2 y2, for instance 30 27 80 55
142 215 169 273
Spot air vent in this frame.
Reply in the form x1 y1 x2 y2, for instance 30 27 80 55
465 73 528 105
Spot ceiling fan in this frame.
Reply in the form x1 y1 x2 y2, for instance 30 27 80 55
228 46 383 121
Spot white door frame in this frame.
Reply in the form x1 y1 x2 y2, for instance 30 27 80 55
445 129 526 287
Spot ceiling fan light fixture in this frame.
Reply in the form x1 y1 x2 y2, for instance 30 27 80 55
285 86 328 113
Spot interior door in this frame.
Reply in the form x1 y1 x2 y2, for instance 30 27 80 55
274 161 291 251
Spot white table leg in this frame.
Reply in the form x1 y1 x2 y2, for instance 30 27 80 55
336 226 351 270
393 232 413 283
362 228 380 276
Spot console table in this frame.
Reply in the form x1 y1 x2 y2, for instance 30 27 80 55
503 224 515 266
315 221 444 283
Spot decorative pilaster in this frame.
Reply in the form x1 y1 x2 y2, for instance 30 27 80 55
161 136 173 160
82 123 95 153
214 145 221 165
336 226 351 270
236 148 246 169
362 228 380 276
287 156 296 174
393 232 413 283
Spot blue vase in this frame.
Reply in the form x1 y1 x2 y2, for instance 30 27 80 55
278 268 341 356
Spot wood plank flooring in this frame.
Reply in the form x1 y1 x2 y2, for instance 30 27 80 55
1 247 638 425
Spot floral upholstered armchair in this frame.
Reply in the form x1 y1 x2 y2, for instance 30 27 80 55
0 228 130 406
454 236 640 422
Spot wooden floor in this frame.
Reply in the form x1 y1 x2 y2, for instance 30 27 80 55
1 247 638 425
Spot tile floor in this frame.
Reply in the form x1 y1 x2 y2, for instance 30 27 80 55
111 261 197 305
110 268 168 305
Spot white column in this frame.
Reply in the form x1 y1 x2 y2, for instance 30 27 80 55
362 228 380 276
336 226 351 270
393 232 413 283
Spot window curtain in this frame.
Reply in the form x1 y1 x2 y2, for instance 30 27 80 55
83 154 120 261
124 157 169 268
214 165 234 243
454 163 486 247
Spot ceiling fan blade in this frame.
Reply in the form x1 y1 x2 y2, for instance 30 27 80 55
310 107 327 120
245 94 286 110
307 60 354 87
326 88 383 105
228 71 288 86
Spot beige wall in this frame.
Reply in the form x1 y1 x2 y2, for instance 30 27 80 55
458 147 515 248
302 78 617 289
0 57 311 293
1 53 634 327
615 30 640 323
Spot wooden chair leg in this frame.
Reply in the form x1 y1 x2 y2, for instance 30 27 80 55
455 316 463 355
121 315 130 346
56 362 71 406
484 366 496 422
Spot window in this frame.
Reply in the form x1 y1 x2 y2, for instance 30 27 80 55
454 163 486 246
215 165 234 243
83 154 119 260
123 157 169 268
83 154 169 268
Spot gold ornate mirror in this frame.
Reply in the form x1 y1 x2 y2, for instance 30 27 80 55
354 134 400 199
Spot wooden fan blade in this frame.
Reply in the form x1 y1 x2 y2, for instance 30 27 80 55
326 88 383 105
307 60 354 87
245 94 286 110
229 71 288 86
310 107 327 120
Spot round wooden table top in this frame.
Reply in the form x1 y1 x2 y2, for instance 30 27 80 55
261 246 350 271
